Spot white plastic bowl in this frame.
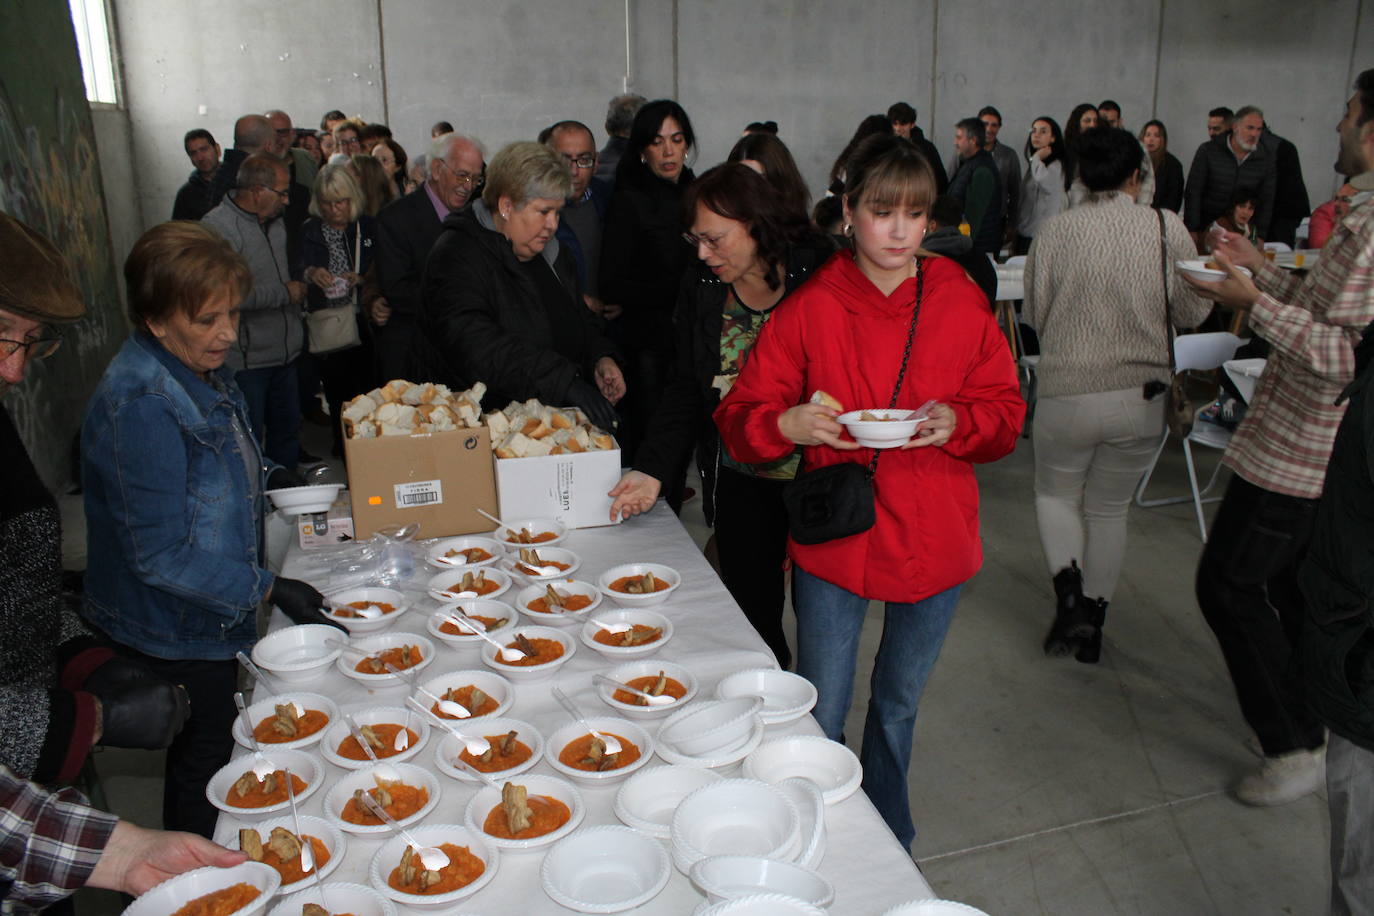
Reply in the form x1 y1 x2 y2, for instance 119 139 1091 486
368 824 498 909
491 517 567 549
1176 258 1254 284
414 668 514 722
427 566 512 602
614 764 723 838
251 625 342 685
597 659 698 719
697 893 828 915
670 779 800 870
324 762 441 836
690 855 834 908
319 706 430 770
541 824 671 913
514 578 603 627
580 607 673 659
124 861 279 916
266 483 342 516
598 562 682 607
324 586 409 634
879 901 993 916
433 716 543 783
207 748 322 819
464 772 585 853
714 668 817 725
426 599 519 649
656 717 765 773
336 632 435 685
479 625 576 681
545 715 655 785
743 735 862 805
775 777 827 871
837 409 925 448
231 691 338 751
268 882 396 916
503 545 582 580
658 698 763 757
214 814 346 895
426 535 504 570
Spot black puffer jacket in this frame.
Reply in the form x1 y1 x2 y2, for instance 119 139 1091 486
419 201 617 407
1183 133 1277 235
1294 321 1374 750
600 167 696 348
633 235 837 524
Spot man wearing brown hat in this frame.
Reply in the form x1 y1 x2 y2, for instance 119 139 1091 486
0 211 190 786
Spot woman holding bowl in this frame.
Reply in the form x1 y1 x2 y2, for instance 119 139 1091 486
81 222 343 837
422 141 623 429
715 134 1024 850
609 163 835 669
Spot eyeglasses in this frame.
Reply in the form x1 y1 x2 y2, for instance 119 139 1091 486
682 228 732 251
562 153 596 170
435 158 479 187
259 185 290 201
0 335 62 360
339 137 362 149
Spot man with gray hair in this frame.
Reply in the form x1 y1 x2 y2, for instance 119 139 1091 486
1185 104 1278 241
372 132 484 378
595 93 645 186
202 154 308 467
208 114 276 209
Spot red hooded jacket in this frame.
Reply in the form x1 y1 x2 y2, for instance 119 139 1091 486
713 251 1024 603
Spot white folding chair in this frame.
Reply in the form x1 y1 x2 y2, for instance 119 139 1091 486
1134 332 1247 542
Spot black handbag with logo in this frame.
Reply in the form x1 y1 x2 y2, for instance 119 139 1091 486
784 261 924 545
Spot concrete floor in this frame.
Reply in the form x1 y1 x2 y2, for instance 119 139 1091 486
65 415 1333 915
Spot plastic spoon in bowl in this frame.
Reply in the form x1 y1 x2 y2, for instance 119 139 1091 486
232 691 278 780
437 612 526 661
236 651 288 700
404 696 490 756
551 685 621 755
584 616 633 636
356 792 449 872
592 673 677 706
475 507 529 537
280 764 316 876
404 672 472 720
341 713 401 783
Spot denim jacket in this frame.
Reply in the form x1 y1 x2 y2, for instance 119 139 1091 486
81 333 274 659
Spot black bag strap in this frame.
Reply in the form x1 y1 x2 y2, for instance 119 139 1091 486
865 257 925 479
1156 208 1177 374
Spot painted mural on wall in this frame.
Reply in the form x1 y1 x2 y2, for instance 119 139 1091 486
1 1 125 491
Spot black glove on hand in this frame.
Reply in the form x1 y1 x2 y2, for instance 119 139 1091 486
83 654 162 697
267 466 306 489
99 681 191 749
271 576 346 631
567 378 619 432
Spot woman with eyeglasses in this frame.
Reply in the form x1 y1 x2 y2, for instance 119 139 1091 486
421 142 624 428
600 99 698 462
609 163 835 668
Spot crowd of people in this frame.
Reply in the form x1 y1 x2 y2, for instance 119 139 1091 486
2 70 1373 913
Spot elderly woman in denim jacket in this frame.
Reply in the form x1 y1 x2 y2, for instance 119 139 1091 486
81 222 343 838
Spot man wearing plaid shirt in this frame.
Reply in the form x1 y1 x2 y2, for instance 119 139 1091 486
1188 69 1374 808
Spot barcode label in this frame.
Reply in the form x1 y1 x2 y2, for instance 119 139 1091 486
394 479 443 508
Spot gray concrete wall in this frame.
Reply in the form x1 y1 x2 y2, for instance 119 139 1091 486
111 0 1373 258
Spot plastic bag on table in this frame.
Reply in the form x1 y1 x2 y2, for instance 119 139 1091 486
290 523 431 593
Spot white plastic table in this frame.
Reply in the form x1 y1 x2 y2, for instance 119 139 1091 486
221 503 935 913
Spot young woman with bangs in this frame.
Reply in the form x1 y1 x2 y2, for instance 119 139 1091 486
715 134 1024 851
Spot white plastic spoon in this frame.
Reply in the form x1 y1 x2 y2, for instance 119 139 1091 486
592 673 677 706
436 612 526 661
232 691 278 780
584 616 634 636
281 765 316 876
341 713 402 783
236 651 289 701
551 685 621 755
356 792 449 872
404 696 490 756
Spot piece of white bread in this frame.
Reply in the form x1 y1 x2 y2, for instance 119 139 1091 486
341 394 377 425
401 382 436 405
809 390 844 412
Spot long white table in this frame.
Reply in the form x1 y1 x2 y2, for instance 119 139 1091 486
223 504 934 913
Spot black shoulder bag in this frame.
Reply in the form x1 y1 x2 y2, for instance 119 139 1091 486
783 260 924 545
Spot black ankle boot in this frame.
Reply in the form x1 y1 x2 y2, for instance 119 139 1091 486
1075 597 1108 664
1043 560 1091 657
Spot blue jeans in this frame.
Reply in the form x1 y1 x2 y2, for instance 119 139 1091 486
235 361 301 468
794 567 961 851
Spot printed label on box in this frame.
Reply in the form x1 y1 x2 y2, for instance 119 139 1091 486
394 479 443 509
555 460 574 512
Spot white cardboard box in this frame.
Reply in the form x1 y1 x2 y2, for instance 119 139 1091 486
494 447 622 529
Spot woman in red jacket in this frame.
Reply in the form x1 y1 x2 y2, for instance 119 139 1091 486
715 134 1023 851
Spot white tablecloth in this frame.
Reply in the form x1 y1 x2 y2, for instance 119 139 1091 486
223 504 933 913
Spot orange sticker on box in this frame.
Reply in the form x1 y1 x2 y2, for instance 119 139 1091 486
369 496 382 505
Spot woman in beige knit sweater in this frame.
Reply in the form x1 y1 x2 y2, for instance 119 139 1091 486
1023 126 1210 662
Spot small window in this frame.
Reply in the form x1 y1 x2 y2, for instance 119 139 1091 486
68 0 118 105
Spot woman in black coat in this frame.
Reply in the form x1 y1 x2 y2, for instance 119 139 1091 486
1140 119 1185 213
609 164 835 668
421 142 623 429
599 99 698 459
